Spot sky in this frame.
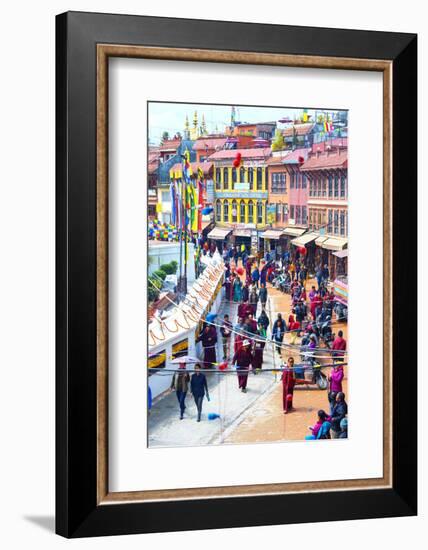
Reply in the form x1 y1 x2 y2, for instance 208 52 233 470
148 102 344 145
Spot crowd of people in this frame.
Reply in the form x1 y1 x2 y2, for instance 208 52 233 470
168 242 348 435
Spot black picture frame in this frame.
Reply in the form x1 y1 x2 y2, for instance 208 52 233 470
56 10 417 538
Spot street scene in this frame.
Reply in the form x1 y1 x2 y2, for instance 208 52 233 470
147 102 348 448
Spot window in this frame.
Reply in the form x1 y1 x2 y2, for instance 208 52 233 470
340 210 345 236
215 168 221 190
302 174 307 189
322 177 327 197
215 200 222 221
248 200 254 224
223 167 229 189
248 167 254 186
257 201 263 224
334 175 339 198
161 190 170 202
223 200 229 220
309 180 313 197
296 205 301 224
272 172 286 193
334 210 339 234
328 209 333 233
257 167 263 190
328 175 333 197
232 200 238 223
232 167 238 189
240 166 245 182
295 173 300 189
290 173 295 189
340 175 347 198
283 204 288 222
240 200 245 221
302 206 307 225
290 205 295 220
276 203 282 221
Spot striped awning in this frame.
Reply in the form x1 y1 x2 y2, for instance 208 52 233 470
261 230 283 240
321 237 348 251
291 232 318 247
207 227 232 239
282 227 306 237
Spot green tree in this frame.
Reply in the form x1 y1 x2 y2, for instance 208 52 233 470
271 129 285 152
161 131 169 144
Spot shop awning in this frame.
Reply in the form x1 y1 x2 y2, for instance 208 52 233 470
291 232 318 247
233 229 252 237
261 229 283 240
333 249 349 258
315 235 328 246
207 227 231 239
282 227 306 237
321 237 348 251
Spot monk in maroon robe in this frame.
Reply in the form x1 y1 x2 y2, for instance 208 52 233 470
198 325 217 369
232 340 253 392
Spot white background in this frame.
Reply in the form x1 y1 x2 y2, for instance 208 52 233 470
110 59 383 492
0 0 425 548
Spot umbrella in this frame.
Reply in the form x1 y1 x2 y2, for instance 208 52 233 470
170 355 200 364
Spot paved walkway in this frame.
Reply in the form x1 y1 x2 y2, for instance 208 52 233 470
225 279 348 443
148 297 280 448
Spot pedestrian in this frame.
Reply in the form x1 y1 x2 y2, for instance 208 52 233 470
190 363 209 422
272 318 286 356
332 330 347 361
289 261 296 281
233 275 242 302
260 264 268 286
281 356 298 413
322 263 330 284
259 282 268 310
232 339 253 392
170 362 190 419
220 314 232 360
241 282 250 303
288 313 301 345
257 309 270 332
197 324 217 369
251 265 260 288
249 285 258 315
238 299 252 320
330 392 348 438
252 326 266 372
316 265 323 289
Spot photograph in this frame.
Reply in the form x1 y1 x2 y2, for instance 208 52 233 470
147 102 349 448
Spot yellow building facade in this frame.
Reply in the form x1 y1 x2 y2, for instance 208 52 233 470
213 164 268 227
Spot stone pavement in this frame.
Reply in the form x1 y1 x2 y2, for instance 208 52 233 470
148 296 281 448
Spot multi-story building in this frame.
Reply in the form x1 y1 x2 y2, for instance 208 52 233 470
192 136 228 162
282 123 316 149
156 138 195 224
148 146 160 220
300 144 348 277
208 147 270 250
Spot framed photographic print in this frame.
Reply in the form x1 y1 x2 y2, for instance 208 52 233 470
56 11 417 538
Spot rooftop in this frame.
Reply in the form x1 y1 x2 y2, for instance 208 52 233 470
301 148 348 171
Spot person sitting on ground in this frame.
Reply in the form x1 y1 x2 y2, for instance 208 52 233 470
307 410 331 439
338 417 348 439
330 392 348 438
